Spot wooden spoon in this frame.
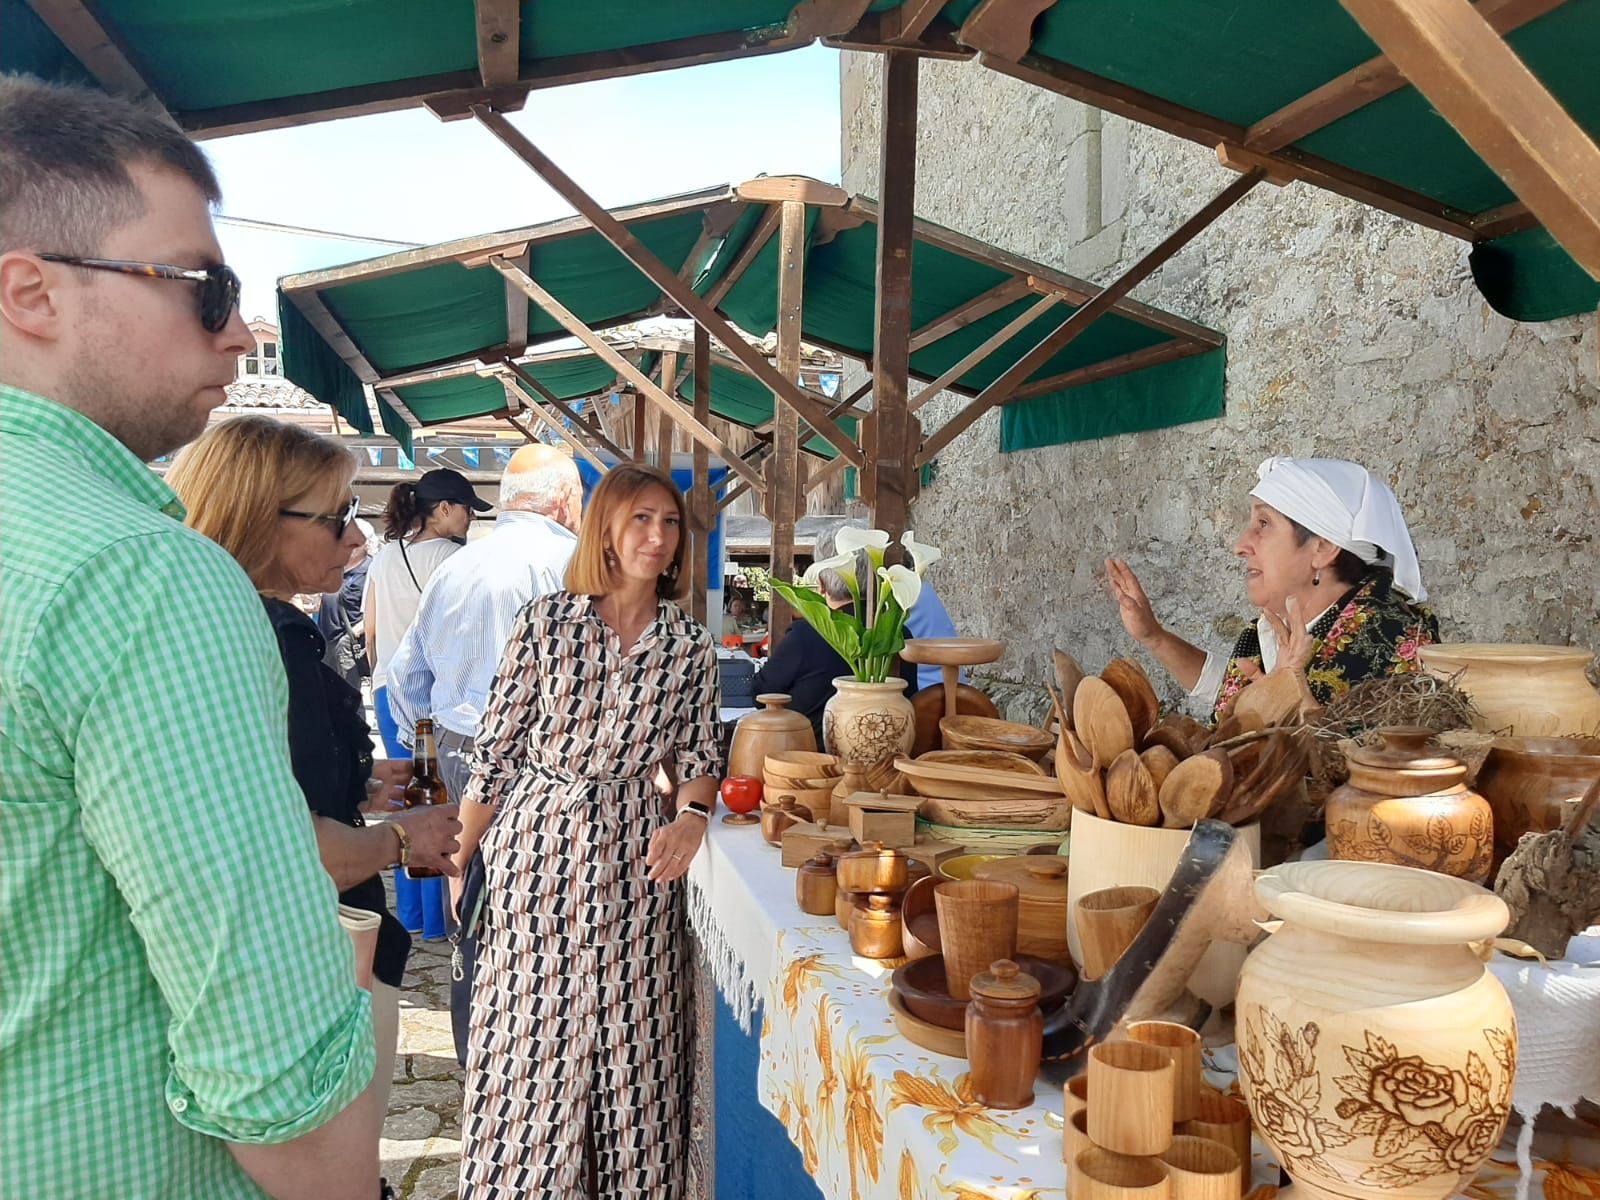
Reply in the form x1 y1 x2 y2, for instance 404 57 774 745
1106 748 1161 826
1102 658 1161 743
1140 744 1180 793
1142 720 1195 761
1074 676 1135 770
1058 728 1110 819
1054 650 1087 725
1233 667 1305 729
1158 749 1234 828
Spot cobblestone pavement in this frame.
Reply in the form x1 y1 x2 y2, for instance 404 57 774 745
384 934 463 1199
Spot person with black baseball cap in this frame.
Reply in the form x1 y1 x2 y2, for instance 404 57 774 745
365 468 491 938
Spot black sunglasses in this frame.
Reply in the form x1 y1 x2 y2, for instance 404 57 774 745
37 254 242 334
279 495 361 539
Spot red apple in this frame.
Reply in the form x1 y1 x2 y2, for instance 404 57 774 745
720 775 763 816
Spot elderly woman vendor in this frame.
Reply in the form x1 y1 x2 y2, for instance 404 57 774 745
1107 456 1439 722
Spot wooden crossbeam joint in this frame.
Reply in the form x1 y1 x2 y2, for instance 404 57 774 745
474 0 522 88
1216 144 1296 187
957 0 1060 61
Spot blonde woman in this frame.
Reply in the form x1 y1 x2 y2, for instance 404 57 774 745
451 464 723 1199
169 415 462 1151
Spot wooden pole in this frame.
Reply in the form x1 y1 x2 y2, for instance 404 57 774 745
502 361 628 460
470 107 863 466
1337 0 1600 280
768 200 807 643
866 51 922 544
691 326 712 625
656 352 678 468
917 170 1264 465
498 379 609 473
633 393 648 464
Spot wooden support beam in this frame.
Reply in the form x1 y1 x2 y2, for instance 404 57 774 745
883 0 950 42
705 205 782 307
865 52 923 542
472 108 864 465
502 361 629 461
473 0 522 88
24 0 162 105
769 200 807 642
957 0 1060 61
656 353 678 468
908 293 1061 414
826 10 977 59
491 256 767 491
503 250 530 355
804 454 850 496
690 325 713 624
1003 339 1214 404
1470 200 1540 239
1246 0 1568 152
633 393 648 463
717 479 755 512
786 0 876 38
909 277 1032 352
1337 0 1600 279
499 380 610 473
735 177 850 206
917 171 1264 467
979 51 1484 240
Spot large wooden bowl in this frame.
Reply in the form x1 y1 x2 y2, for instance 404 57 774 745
761 783 836 812
892 952 1075 1030
764 750 841 780
910 682 1000 756
887 990 967 1058
897 755 1065 802
763 772 840 793
918 749 1047 775
918 793 1072 831
940 716 1054 760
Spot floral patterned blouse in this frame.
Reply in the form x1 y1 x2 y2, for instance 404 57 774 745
1211 571 1440 723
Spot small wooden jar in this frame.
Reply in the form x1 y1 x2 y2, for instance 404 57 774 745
848 893 904 958
836 884 860 929
795 853 837 916
965 959 1042 1109
760 797 806 847
836 841 909 894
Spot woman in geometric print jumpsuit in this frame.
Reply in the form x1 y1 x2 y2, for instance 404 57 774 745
452 464 723 1198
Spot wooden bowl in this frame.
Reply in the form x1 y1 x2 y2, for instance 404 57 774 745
937 853 1008 881
761 783 836 812
917 749 1047 776
901 874 941 958
887 989 967 1058
764 772 839 793
892 952 1075 1030
940 716 1054 760
764 750 840 780
897 756 1066 802
910 682 999 756
917 794 1072 831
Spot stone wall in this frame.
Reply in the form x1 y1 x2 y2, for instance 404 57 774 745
840 52 1599 714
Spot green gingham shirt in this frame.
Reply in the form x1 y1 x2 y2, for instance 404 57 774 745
0 386 375 1197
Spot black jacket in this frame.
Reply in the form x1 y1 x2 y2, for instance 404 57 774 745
752 613 918 747
265 598 409 987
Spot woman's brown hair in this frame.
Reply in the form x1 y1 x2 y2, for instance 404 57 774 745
565 463 688 600
168 415 355 593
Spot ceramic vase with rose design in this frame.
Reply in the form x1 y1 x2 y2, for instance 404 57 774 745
1235 860 1515 1200
822 677 915 824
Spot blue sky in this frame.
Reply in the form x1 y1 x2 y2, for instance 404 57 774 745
207 45 843 322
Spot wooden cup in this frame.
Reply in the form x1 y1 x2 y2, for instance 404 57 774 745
1159 1136 1241 1200
1071 1148 1171 1200
1178 1090 1252 1192
1064 1072 1090 1118
1087 1040 1175 1157
933 880 1019 1001
1064 1109 1092 1167
1075 885 1160 980
1127 1020 1203 1123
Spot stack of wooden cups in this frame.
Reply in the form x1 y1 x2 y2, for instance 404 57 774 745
1064 1021 1254 1200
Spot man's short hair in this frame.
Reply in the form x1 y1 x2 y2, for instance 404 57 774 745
0 74 221 257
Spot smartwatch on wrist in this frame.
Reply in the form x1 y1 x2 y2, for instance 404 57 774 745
680 799 711 820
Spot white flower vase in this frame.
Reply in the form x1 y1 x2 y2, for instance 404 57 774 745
822 677 915 825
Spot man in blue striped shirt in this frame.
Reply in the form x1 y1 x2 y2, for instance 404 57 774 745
388 444 581 798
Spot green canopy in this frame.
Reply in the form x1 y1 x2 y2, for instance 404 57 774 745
276 177 1225 458
7 1 1596 320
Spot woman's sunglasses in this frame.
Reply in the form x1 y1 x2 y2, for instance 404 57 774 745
37 254 242 334
279 495 361 539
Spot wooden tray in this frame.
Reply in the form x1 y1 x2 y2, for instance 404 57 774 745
941 716 1054 760
900 638 1004 667
917 749 1047 775
887 989 967 1058
917 793 1072 831
896 755 1066 801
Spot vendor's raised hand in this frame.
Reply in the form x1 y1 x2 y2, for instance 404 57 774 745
1262 595 1317 678
1105 558 1162 646
646 813 706 884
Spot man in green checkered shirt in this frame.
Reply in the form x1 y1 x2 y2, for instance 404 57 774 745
1 77 383 1197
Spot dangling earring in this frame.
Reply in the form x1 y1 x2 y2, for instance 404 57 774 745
664 562 680 582
604 547 618 570
1313 569 1322 587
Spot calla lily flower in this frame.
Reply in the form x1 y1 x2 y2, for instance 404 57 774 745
879 564 923 611
836 526 891 567
900 530 943 575
800 549 857 590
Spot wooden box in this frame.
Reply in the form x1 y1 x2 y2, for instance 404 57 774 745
843 791 921 848
780 820 857 869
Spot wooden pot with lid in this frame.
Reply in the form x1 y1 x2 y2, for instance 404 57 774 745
729 694 817 780
836 841 910 895
796 853 838 916
1326 727 1493 883
974 854 1071 964
965 959 1042 1109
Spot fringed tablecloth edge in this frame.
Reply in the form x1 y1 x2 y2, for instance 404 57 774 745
687 880 760 1034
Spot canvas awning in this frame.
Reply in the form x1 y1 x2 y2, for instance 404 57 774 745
9 1 1598 321
276 176 1225 459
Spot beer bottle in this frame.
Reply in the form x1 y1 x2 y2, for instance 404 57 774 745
402 718 448 879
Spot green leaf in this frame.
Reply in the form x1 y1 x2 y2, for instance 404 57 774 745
772 580 865 670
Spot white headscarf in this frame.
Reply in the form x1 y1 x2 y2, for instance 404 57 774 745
1249 457 1426 603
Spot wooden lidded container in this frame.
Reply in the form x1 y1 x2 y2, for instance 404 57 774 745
965 959 1042 1109
760 797 808 847
849 893 904 959
836 841 910 894
796 853 837 916
974 854 1071 964
1326 727 1493 883
729 694 817 779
